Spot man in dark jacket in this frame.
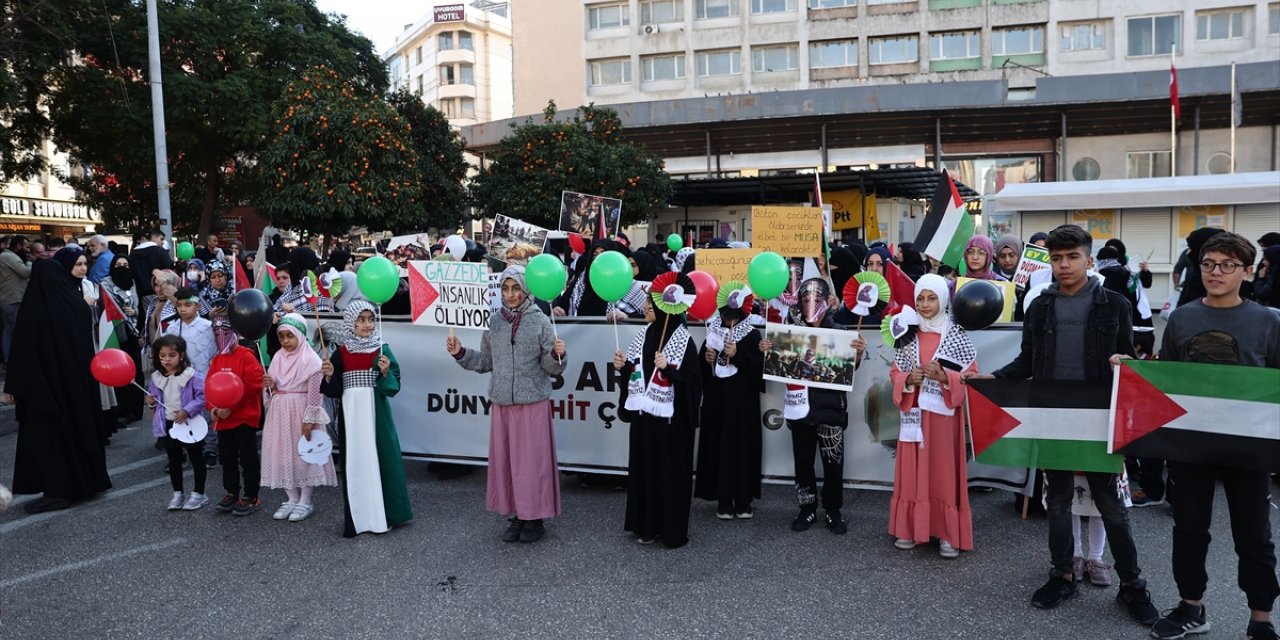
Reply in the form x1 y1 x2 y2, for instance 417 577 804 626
129 230 173 297
970 224 1159 627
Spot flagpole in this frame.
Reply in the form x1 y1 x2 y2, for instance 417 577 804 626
1170 47 1177 177
1230 61 1237 174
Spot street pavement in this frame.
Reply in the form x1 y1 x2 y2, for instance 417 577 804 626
0 408 1275 640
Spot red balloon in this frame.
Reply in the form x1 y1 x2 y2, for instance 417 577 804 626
568 233 586 255
91 349 136 387
205 371 246 409
686 270 720 322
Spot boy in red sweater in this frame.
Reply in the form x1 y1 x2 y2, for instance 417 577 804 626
207 312 265 516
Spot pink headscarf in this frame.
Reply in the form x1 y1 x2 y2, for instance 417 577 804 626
269 313 322 391
964 235 1006 281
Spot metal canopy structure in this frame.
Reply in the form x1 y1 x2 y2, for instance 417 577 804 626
668 167 978 207
992 171 1280 211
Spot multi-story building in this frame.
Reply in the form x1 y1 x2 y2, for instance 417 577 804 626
0 139 101 241
385 1 514 126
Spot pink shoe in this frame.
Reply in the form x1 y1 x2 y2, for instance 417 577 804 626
1086 559 1112 587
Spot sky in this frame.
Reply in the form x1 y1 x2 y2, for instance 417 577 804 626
313 0 426 56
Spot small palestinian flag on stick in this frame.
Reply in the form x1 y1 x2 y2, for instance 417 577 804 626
1110 361 1280 473
968 379 1123 473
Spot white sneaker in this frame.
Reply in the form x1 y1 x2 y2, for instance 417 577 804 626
939 540 960 559
894 538 917 550
167 491 185 511
288 503 314 522
182 492 209 511
273 501 296 520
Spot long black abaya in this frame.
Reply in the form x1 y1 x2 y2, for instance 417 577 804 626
694 324 763 513
7 260 111 500
618 309 702 548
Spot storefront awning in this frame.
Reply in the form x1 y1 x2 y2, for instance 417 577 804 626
991 172 1280 211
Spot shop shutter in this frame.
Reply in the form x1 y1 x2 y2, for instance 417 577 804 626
1232 204 1280 256
1020 211 1065 239
1119 208 1173 265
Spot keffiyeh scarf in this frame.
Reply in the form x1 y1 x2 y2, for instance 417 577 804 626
623 324 690 418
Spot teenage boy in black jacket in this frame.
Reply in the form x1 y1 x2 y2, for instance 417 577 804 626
968 225 1158 626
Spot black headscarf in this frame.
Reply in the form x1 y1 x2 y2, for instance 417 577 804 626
326 249 352 273
1178 227 1225 306
563 239 613 316
54 246 85 282
828 246 859 296
286 246 320 283
631 248 661 282
109 254 135 290
847 241 869 268
1104 239 1130 266
899 243 929 281
6 260 111 498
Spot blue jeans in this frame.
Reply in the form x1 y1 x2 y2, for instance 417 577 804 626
1 302 19 361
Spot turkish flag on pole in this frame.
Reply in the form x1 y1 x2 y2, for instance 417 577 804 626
1170 63 1181 120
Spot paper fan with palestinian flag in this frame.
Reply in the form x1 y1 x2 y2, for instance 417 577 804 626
300 271 319 306
843 272 890 316
316 268 343 301
716 280 754 312
650 271 697 315
879 305 920 347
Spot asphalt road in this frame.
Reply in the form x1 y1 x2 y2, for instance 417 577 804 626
0 409 1274 640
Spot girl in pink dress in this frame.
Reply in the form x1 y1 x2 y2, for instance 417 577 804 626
888 274 977 559
261 313 336 522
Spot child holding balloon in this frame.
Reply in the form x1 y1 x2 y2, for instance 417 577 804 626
146 335 209 511
206 309 266 517
261 314 337 522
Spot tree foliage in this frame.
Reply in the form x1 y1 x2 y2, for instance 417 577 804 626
470 102 671 231
387 89 471 232
257 66 423 236
41 0 386 235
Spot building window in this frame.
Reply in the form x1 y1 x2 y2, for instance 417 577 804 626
642 53 686 80
416 76 424 96
809 39 857 68
752 44 798 72
439 32 454 50
1196 9 1247 41
641 0 683 24
808 0 854 7
1271 3 1279 34
460 97 476 119
695 49 741 76
1127 15 1181 56
1126 151 1172 178
589 58 632 85
1072 157 1101 181
751 0 796 14
930 31 980 60
1060 22 1106 51
442 63 475 85
588 2 631 29
415 46 423 65
696 0 739 19
869 35 918 65
460 63 474 85
1206 152 1233 174
441 65 456 85
437 100 452 118
993 25 1045 55
459 31 473 50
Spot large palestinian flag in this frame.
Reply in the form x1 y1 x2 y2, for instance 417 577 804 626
968 379 1123 473
1110 361 1280 472
913 169 973 270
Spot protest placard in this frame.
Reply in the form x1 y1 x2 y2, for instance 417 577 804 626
1012 244 1051 288
762 323 859 391
559 191 621 239
957 277 1017 323
699 248 760 285
751 206 823 257
490 215 549 264
407 260 492 330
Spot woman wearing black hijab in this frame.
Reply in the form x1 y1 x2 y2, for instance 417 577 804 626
613 278 702 548
5 248 112 512
555 238 611 317
101 253 144 426
1177 227 1225 306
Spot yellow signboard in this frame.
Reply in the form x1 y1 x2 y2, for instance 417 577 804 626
956 277 1016 324
751 205 824 257
828 189 878 232
1176 205 1228 241
698 248 761 286
1068 209 1116 241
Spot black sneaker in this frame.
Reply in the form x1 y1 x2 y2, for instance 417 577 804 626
825 511 847 535
1150 602 1209 639
518 519 545 543
790 507 817 532
501 518 524 543
232 497 261 517
1031 575 1078 609
214 494 238 513
1117 581 1160 626
204 452 217 469
1247 620 1277 640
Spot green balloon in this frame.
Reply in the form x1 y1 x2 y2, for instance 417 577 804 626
356 256 400 304
589 250 634 303
666 233 683 252
525 254 567 301
176 241 195 261
747 251 789 300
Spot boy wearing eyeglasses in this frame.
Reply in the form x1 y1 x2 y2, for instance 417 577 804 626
1150 232 1280 640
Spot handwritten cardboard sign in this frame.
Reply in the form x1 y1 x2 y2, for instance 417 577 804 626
751 206 823 257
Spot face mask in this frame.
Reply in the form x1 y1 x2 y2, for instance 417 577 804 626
110 266 133 289
188 270 202 282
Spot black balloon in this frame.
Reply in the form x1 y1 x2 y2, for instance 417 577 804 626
228 289 273 341
952 279 1004 331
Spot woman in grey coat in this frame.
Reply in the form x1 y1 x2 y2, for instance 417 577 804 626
447 265 567 543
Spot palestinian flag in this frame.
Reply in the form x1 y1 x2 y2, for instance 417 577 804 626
913 170 973 270
256 261 277 297
1110 361 1280 473
968 379 1122 474
98 283 125 350
233 256 252 292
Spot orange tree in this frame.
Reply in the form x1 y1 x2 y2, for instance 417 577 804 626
470 101 671 231
257 66 424 237
387 89 470 231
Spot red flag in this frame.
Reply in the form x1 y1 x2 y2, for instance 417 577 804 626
233 257 252 292
883 259 916 313
811 173 823 208
1170 64 1181 119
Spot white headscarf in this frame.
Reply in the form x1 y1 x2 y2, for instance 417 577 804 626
914 274 952 334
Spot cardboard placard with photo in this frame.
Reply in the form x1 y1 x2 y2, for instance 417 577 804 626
490 214 550 264
763 322 860 391
559 191 621 239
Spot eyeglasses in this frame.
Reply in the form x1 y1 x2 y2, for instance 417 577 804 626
1199 260 1244 274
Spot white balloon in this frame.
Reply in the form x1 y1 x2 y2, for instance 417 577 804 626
445 235 467 261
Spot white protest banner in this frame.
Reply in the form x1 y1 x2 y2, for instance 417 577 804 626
1012 244 1051 288
406 260 491 329
326 316 1029 492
